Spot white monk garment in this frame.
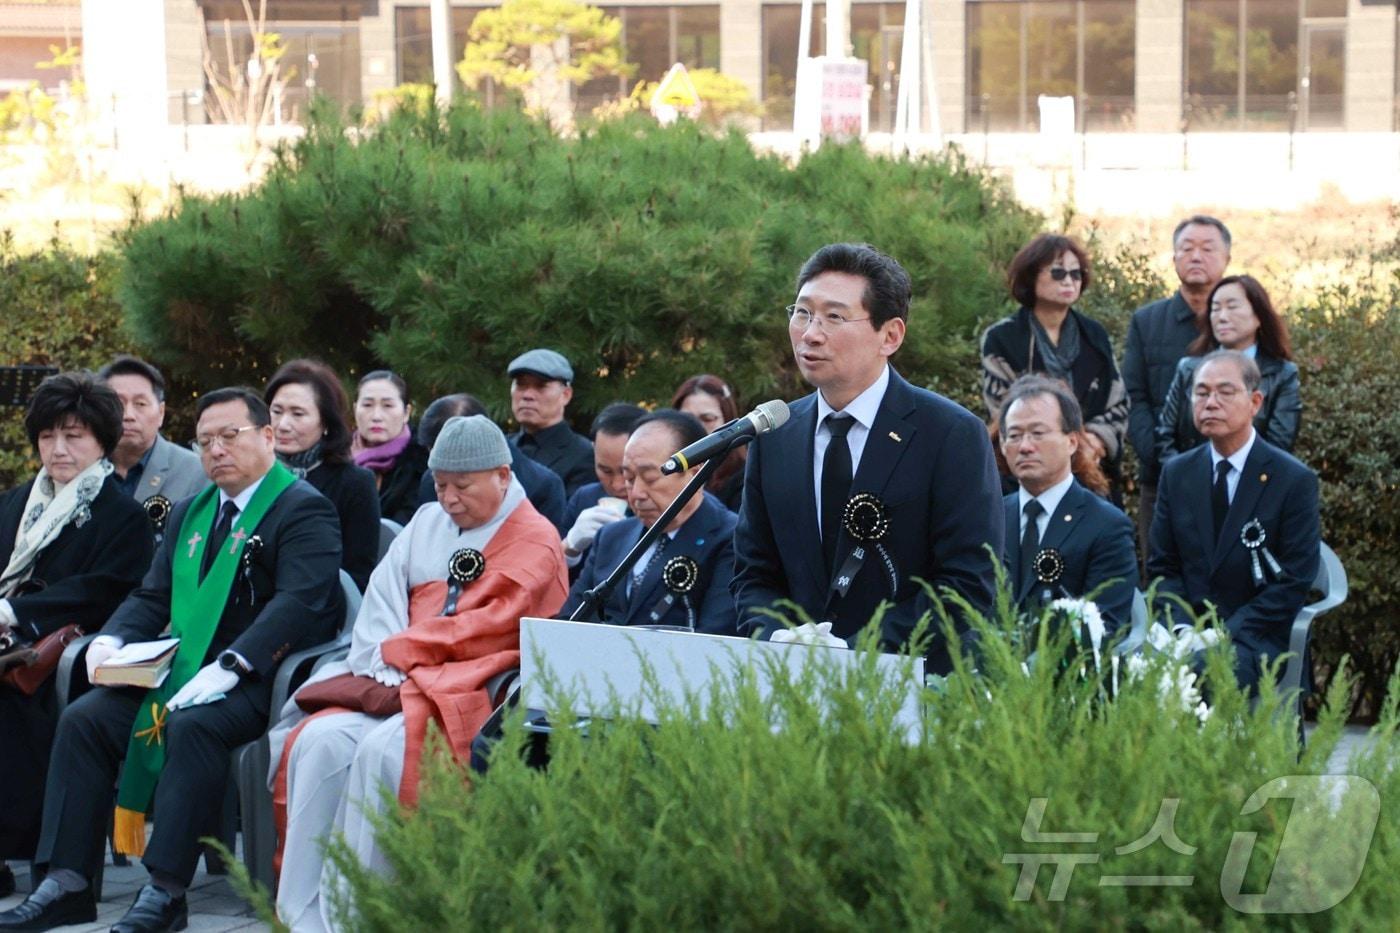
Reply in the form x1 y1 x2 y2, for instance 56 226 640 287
270 477 568 932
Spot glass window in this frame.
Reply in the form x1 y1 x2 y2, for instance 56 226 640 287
1185 0 1316 129
394 6 486 86
967 0 1136 132
677 6 721 70
576 6 721 115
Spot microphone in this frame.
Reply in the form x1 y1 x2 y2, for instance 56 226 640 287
662 400 790 475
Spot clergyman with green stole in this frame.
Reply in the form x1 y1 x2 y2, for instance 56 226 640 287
0 388 343 933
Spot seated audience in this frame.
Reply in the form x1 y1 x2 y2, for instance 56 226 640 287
998 376 1137 634
981 234 1129 492
0 387 341 933
1147 350 1320 692
506 349 594 495
0 374 151 897
352 370 428 525
271 415 567 931
562 403 647 571
97 356 207 507
561 410 739 636
1155 274 1300 462
671 374 745 511
264 360 381 590
415 393 567 533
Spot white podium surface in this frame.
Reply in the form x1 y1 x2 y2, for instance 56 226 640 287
519 618 925 738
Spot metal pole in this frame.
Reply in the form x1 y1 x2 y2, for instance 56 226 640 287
181 91 189 152
982 92 990 162
430 0 454 109
1287 90 1297 171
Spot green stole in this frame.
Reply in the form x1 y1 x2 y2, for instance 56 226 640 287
112 462 297 856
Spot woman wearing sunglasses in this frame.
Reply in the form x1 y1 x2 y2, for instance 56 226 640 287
980 233 1129 496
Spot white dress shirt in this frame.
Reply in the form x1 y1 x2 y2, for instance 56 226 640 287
812 365 891 533
1016 472 1074 540
1208 428 1256 505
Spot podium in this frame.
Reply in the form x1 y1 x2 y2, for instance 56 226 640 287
518 618 926 740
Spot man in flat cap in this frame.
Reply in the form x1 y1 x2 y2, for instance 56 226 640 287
270 414 568 931
506 349 595 496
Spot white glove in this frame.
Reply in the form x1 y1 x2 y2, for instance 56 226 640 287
85 635 124 683
368 645 406 687
167 662 239 710
770 621 848 649
564 504 622 555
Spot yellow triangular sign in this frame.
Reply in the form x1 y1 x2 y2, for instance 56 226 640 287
654 63 700 109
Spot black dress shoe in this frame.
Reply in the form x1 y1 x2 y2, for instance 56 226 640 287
110 884 188 933
0 865 13 899
0 884 96 930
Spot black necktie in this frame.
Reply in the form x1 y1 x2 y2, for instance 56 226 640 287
821 414 855 574
202 500 239 581
1019 499 1044 594
1212 460 1232 542
631 534 670 596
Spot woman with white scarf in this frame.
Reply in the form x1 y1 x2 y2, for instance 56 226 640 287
0 373 151 897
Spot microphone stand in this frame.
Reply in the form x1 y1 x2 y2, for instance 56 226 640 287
470 435 751 771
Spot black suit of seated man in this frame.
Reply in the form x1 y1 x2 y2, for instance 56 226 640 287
1147 350 1320 692
0 388 343 933
732 243 1003 674
997 376 1138 637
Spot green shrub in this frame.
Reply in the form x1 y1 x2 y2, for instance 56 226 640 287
116 101 1040 419
282 596 1399 930
0 233 135 486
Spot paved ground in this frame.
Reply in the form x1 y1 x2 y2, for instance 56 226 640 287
1 849 267 932
1 724 1388 930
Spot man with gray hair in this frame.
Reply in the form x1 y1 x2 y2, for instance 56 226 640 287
1147 350 1319 692
270 414 568 931
1122 215 1232 562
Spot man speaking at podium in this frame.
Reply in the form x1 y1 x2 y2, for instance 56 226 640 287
732 243 1004 673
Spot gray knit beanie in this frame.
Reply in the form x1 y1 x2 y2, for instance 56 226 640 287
428 415 511 472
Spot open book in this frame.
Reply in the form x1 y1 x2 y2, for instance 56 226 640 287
93 638 180 689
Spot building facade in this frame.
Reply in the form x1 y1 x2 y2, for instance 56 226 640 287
13 0 1400 134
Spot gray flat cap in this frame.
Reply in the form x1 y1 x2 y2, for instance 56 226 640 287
428 415 511 472
506 348 573 383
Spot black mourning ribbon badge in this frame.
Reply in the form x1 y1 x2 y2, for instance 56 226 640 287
1240 519 1283 586
647 554 701 629
144 495 172 544
442 547 486 615
1033 548 1065 585
830 493 899 599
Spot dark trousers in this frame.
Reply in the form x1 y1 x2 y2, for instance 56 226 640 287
0 679 58 860
1136 479 1158 585
35 680 271 886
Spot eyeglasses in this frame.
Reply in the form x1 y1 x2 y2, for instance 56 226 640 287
786 305 872 332
1048 267 1083 283
1003 429 1063 446
192 424 258 452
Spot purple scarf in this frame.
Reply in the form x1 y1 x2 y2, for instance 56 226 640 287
354 426 411 473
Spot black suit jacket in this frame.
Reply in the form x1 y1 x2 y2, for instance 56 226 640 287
1002 479 1137 635
102 476 343 677
560 493 738 635
1147 435 1319 682
511 421 595 497
0 475 152 643
732 368 1004 673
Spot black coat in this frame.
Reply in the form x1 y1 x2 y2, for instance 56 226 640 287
1121 291 1203 482
732 368 1004 674
374 441 429 525
1154 353 1301 462
0 473 152 859
511 420 595 497
303 461 380 591
103 476 343 676
1002 479 1138 635
1147 437 1320 690
0 474 152 643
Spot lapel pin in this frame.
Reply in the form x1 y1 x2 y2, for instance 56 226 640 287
149 477 160 486
888 431 902 443
695 538 705 547
1063 515 1072 522
1260 473 1268 483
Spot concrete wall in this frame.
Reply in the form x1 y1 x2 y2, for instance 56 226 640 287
1135 0 1183 132
1345 0 1397 131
